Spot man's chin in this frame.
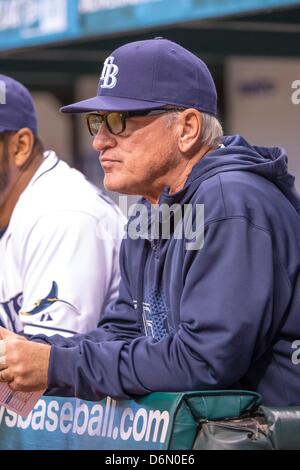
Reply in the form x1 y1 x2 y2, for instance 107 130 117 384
103 176 125 193
103 172 142 196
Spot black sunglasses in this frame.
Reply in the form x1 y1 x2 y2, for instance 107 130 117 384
85 108 183 136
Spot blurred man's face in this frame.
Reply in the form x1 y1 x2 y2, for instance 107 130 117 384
0 134 10 197
0 129 43 227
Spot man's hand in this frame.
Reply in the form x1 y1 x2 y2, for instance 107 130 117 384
0 326 27 341
0 338 51 392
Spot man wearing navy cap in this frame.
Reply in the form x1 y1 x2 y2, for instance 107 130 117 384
0 75 124 338
1 38 300 407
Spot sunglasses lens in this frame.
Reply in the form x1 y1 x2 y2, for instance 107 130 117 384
106 113 124 135
88 114 101 136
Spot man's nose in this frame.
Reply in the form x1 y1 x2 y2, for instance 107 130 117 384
92 124 116 152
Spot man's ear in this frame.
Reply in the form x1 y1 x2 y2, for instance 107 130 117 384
10 128 34 169
177 109 202 155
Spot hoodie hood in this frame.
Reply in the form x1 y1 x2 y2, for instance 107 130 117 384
160 134 300 214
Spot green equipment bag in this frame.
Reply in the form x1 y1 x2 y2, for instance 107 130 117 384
193 406 300 450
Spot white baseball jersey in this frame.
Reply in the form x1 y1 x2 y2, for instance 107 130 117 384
0 151 126 337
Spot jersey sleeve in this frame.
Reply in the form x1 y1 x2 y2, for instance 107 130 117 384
31 238 142 347
18 211 120 336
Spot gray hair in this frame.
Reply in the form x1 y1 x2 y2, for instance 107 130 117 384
166 110 223 150
199 112 223 149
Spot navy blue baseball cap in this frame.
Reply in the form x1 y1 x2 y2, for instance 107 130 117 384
61 38 217 116
0 74 38 135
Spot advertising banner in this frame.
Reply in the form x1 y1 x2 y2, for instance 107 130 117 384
0 0 300 51
0 390 261 450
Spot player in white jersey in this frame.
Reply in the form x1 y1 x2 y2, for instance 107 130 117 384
0 75 125 337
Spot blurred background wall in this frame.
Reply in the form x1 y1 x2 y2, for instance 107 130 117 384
1 0 300 199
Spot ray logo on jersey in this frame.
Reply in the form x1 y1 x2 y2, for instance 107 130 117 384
0 282 74 332
21 281 74 316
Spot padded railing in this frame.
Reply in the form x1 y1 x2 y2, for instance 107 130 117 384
0 391 299 450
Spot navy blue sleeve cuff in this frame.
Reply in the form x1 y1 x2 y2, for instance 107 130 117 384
47 345 78 396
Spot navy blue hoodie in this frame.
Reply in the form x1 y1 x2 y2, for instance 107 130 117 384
37 135 300 406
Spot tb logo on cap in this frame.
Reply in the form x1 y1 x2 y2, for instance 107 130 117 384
100 57 119 89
